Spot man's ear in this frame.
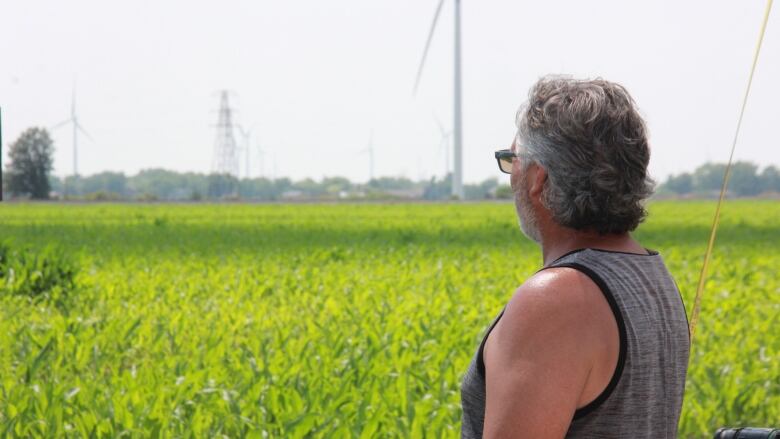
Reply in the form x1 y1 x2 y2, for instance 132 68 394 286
528 164 547 199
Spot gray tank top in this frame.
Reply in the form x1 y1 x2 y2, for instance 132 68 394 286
460 248 690 438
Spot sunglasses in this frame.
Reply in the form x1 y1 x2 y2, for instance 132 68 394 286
494 149 521 174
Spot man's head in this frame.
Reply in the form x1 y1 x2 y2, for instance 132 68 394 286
511 75 655 241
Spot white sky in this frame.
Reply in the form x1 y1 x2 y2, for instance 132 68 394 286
1 0 778 183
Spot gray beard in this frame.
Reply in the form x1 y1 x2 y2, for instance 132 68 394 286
515 186 542 244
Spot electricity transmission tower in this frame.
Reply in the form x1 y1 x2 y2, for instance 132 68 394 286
211 91 240 197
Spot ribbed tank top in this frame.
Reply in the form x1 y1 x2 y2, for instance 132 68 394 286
460 248 691 438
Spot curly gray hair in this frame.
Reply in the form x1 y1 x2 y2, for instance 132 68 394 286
516 75 655 235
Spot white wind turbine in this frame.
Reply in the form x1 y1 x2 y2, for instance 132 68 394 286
51 82 93 177
413 0 464 199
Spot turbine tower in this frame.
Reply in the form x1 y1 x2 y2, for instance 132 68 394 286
52 83 92 177
414 0 464 199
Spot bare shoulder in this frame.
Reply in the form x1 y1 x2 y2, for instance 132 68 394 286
491 266 615 365
505 267 608 326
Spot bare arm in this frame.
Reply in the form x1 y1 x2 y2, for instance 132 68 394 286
482 268 604 438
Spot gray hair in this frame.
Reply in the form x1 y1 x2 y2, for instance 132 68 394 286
516 75 655 235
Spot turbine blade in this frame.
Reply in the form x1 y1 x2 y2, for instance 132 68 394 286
76 122 93 141
413 0 446 96
432 112 446 134
50 118 72 130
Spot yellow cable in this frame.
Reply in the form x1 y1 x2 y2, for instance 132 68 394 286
688 0 774 345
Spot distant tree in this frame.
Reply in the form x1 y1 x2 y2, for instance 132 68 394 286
368 176 416 191
294 178 327 197
727 162 761 196
664 173 693 194
322 176 352 194
759 166 780 193
82 171 128 197
239 177 272 200
690 161 762 196
423 174 453 200
692 163 727 193
494 184 513 199
273 177 293 195
5 127 55 199
207 173 239 199
181 172 209 199
464 177 499 199
130 168 206 200
49 175 63 195
62 175 84 197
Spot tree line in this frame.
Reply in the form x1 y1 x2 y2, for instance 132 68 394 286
41 170 504 201
3 127 505 201
4 127 779 201
657 162 780 196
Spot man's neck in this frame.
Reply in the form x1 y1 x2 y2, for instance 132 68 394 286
539 226 645 266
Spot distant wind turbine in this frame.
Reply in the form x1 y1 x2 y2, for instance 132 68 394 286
413 0 463 199
51 82 92 177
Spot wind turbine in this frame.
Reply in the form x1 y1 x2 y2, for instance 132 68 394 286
413 0 463 199
51 82 92 177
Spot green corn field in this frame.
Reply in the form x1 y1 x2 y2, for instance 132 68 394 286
0 200 778 437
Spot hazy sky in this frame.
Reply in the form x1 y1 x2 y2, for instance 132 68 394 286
2 0 778 183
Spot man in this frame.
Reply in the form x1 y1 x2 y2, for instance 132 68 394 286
460 76 690 438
